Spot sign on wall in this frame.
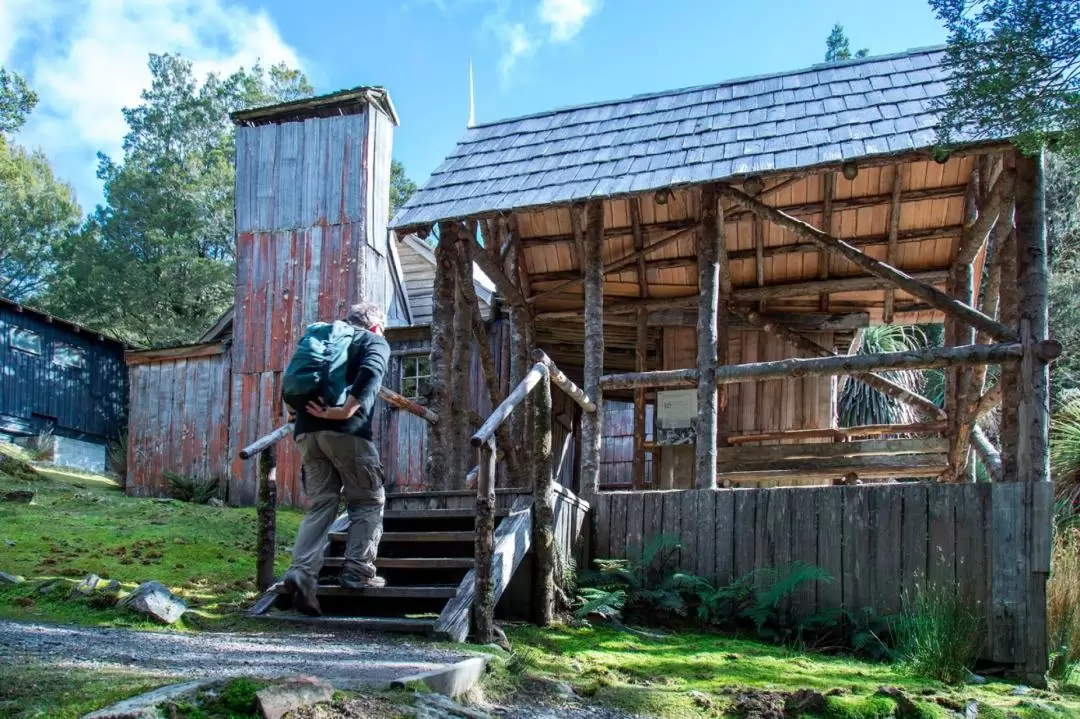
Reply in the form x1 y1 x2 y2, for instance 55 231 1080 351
656 389 697 445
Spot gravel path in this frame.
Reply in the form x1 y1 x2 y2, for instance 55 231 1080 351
0 619 469 689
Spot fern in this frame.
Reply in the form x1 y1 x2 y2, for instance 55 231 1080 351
164 472 220 504
573 587 627 622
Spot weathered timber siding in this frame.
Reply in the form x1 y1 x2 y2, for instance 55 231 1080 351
126 348 231 496
600 401 654 489
592 482 1053 666
230 104 396 506
0 304 127 442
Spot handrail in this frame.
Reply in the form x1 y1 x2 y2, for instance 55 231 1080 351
378 386 439 424
471 361 548 447
532 350 597 413
240 423 294 460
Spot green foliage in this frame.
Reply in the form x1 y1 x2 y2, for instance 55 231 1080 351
825 24 869 62
25 427 55 462
838 325 929 427
0 137 82 302
0 67 37 134
390 159 417 217
1048 524 1080 682
931 0 1080 155
893 585 985 684
575 535 692 622
41 54 313 347
163 471 220 504
106 432 128 484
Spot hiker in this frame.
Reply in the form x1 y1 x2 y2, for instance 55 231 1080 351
281 301 391 617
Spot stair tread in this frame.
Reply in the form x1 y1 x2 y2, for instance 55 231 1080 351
383 509 509 520
323 557 475 569
271 582 460 599
254 613 436 633
329 531 475 543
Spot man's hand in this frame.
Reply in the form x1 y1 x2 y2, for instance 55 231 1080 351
305 396 359 421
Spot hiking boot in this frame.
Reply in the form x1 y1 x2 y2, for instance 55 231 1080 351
283 569 322 617
339 570 386 590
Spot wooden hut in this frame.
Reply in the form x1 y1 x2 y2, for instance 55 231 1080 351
391 47 1056 680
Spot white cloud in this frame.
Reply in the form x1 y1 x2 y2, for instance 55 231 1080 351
1 0 303 211
497 22 535 84
538 0 597 42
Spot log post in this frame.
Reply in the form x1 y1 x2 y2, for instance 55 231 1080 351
427 222 458 489
883 165 903 323
532 367 555 626
256 445 277 591
472 438 497 644
999 225 1020 481
696 185 721 489
580 198 605 497
633 308 648 490
1014 149 1051 686
818 171 834 312
450 227 475 487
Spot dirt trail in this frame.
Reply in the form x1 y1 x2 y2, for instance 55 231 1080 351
0 619 468 688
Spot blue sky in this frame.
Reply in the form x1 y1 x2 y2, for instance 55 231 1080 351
1 0 948 210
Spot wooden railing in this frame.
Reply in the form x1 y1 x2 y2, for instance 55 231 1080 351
238 386 437 591
469 349 596 643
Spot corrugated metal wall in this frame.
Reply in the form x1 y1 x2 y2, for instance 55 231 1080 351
0 306 127 441
126 347 232 496
230 106 396 506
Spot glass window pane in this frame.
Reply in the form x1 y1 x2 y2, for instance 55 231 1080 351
10 328 41 355
53 343 86 369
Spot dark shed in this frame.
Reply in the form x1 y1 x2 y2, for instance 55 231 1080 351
0 297 128 471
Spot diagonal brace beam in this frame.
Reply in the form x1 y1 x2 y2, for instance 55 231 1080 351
719 184 1018 343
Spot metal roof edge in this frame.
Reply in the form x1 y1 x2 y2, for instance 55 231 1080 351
0 296 131 349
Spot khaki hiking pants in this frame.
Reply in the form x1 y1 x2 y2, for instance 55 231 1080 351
288 432 385 583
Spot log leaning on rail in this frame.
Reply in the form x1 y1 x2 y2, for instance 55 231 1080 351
599 341 1059 391
532 350 597 413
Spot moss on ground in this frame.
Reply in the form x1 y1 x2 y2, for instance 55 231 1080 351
0 660 174 719
478 624 1080 718
0 444 302 630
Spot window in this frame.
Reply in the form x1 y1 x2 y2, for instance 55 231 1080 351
400 355 431 401
9 328 41 355
52 343 86 369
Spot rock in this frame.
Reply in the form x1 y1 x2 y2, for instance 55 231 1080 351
552 681 577 700
409 692 493 719
877 687 923 719
965 672 988 685
1 490 34 503
255 676 334 719
689 690 714 709
207 497 225 507
101 579 122 593
964 700 980 719
785 689 827 715
119 581 187 624
5 539 16 547
1011 685 1032 696
70 573 103 598
0 571 24 585
83 679 213 719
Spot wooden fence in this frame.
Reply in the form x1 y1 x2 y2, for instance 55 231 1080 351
592 483 1052 667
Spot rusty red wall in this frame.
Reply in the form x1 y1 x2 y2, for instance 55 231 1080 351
126 347 232 497
228 105 398 507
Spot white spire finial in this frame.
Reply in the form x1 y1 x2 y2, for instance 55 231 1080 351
468 58 475 128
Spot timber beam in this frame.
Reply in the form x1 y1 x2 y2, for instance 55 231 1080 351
599 341 1060 391
718 184 1018 342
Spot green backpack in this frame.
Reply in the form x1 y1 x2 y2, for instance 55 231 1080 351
281 321 356 412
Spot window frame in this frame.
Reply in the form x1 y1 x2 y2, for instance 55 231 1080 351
400 354 432 402
9 327 42 356
52 342 87 370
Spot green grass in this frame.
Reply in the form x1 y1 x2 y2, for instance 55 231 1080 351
480 624 1080 718
0 445 303 630
0 661 174 719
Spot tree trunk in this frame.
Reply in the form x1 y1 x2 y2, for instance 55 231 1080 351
580 198 605 498
531 370 555 626
472 440 497 643
695 185 721 489
427 223 458 489
256 446 277 591
449 229 473 488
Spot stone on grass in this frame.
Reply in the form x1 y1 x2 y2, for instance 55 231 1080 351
69 573 103 597
119 580 187 624
0 571 24 585
1011 685 1033 696
4 539 16 547
208 497 225 507
1 490 34 503
255 676 333 719
965 671 987 685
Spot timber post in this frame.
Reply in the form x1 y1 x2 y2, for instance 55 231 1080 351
580 198 605 498
696 185 721 489
1014 149 1051 685
255 445 277 591
472 438 497 644
532 365 555 626
428 221 458 489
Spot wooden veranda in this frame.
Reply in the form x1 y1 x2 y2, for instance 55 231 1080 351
390 48 1057 681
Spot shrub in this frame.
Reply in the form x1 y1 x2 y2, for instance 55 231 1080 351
25 427 55 462
163 472 220 504
106 432 128 484
574 535 693 622
894 584 985 684
1048 526 1080 682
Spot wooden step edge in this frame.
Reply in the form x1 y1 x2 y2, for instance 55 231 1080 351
383 508 509 519
329 531 476 543
315 585 460 599
323 557 475 569
252 613 437 634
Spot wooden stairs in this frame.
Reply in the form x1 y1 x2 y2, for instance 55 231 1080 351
249 488 587 641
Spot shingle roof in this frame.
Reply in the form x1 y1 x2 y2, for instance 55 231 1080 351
391 46 972 229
